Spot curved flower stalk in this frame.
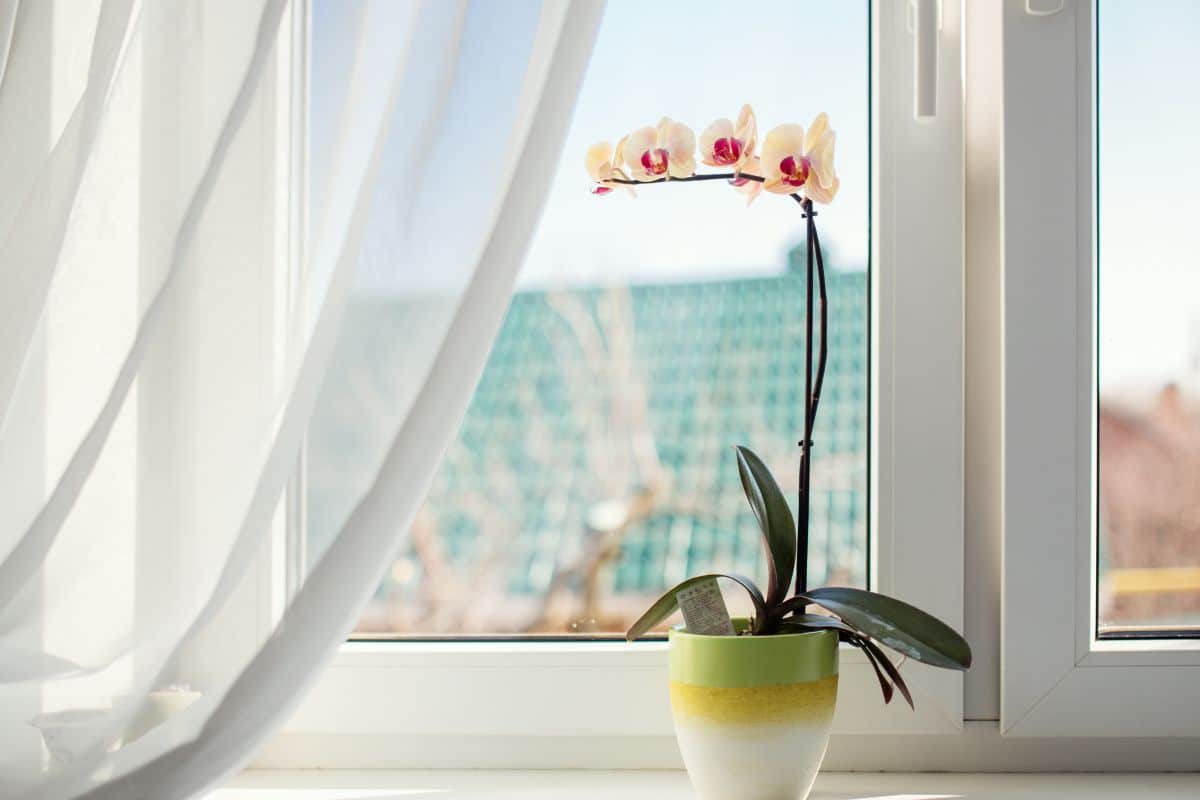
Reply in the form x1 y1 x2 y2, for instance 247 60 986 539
585 108 970 710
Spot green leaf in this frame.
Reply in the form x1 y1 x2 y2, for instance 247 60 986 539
782 612 916 710
855 635 895 704
772 596 809 617
802 586 972 671
857 636 914 709
625 573 768 641
778 612 856 636
734 446 796 607
777 622 857 642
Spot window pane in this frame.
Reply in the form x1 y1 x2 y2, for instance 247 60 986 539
308 0 870 636
1097 0 1200 634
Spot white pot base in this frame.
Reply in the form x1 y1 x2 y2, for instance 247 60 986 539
674 718 832 800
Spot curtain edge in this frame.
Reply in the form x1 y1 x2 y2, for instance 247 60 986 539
75 2 606 798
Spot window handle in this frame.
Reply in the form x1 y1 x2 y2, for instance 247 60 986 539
1026 0 1065 16
909 0 939 121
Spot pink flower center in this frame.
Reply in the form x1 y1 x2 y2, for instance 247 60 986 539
711 137 743 165
779 155 811 187
640 148 669 176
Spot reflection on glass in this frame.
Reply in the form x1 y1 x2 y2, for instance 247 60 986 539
1097 0 1200 634
307 0 870 636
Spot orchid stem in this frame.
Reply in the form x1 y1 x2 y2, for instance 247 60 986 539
605 173 824 602
608 172 765 186
797 199 814 597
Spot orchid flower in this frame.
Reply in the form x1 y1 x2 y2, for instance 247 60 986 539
585 137 632 195
760 113 839 203
585 109 839 207
624 117 696 181
728 156 764 205
699 104 757 171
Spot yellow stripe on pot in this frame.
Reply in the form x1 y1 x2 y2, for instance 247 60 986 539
670 675 838 726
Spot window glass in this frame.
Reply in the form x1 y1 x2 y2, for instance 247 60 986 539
1097 0 1200 634
308 0 870 636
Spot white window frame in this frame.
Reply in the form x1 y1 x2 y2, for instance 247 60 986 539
272 0 967 763
1000 0 1200 738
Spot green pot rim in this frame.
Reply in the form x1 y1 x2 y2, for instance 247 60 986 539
668 619 839 688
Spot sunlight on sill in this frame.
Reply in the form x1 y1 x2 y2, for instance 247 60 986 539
206 791 448 799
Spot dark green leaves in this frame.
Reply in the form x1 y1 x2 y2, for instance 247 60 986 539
856 636 914 708
802 586 972 670
777 612 855 636
624 446 971 718
734 446 795 607
781 612 914 708
857 637 895 704
779 612 912 708
625 573 768 641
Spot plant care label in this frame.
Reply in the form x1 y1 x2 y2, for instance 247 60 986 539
676 578 736 636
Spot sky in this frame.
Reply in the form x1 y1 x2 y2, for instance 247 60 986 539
307 0 1196 396
519 0 869 288
1097 0 1200 394
308 0 867 295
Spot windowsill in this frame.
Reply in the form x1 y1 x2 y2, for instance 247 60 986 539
209 770 1200 799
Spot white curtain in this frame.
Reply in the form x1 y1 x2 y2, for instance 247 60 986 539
0 1 603 797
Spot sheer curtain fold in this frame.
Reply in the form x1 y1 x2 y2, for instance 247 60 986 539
0 0 19 91
0 0 138 433
0 1 604 798
0 0 291 626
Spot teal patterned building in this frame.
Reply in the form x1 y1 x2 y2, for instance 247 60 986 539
427 250 867 595
310 245 869 631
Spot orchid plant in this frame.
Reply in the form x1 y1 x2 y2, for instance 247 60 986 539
588 106 971 708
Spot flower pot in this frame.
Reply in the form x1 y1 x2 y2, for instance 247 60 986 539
668 621 839 800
